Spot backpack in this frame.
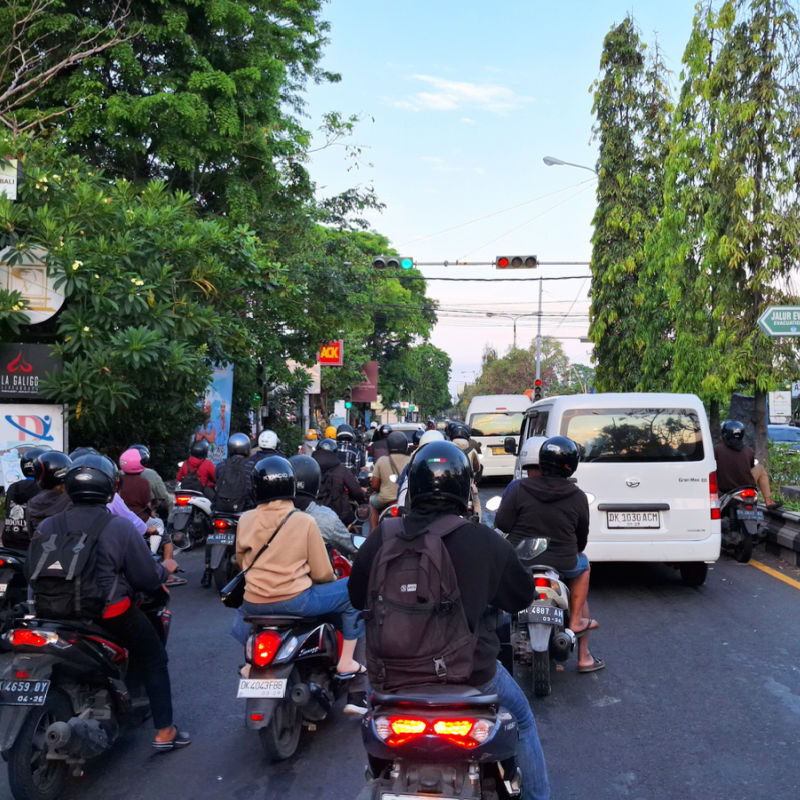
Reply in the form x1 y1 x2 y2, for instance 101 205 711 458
180 462 204 493
214 457 251 513
364 515 477 692
27 511 112 620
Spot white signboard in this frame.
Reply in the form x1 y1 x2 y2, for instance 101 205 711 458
0 246 65 324
0 403 67 489
0 159 18 200
768 390 792 424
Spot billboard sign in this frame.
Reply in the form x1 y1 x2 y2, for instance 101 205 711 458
0 343 62 400
0 403 67 489
319 340 343 366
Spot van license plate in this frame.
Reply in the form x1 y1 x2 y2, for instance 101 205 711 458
492 447 506 455
0 679 50 706
607 511 660 528
207 532 235 546
237 678 286 699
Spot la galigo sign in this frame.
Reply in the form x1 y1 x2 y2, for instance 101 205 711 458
319 340 343 366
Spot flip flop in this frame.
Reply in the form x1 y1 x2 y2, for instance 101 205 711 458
152 727 191 751
165 577 187 587
570 619 599 638
335 662 367 680
578 656 605 674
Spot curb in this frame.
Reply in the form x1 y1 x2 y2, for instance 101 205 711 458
758 503 800 566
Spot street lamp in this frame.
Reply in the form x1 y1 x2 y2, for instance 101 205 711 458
486 312 539 350
542 155 598 175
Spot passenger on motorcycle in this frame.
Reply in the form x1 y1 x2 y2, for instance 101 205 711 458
26 451 73 539
715 419 780 509
369 431 411 528
2 447 46 549
33 454 189 751
495 436 603 674
247 430 283 471
176 440 216 499
349 441 551 800
230 456 365 682
336 423 365 477
128 443 172 515
368 423 393 462
312 438 367 526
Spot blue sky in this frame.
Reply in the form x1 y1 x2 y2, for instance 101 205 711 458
303 0 704 397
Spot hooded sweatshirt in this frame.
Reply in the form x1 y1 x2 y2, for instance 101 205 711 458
25 489 73 543
312 447 366 525
494 475 590 572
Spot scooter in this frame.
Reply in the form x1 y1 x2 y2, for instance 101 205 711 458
510 537 576 698
0 588 171 800
0 548 29 637
168 488 212 551
356 684 522 800
719 485 762 563
237 614 348 762
202 512 240 590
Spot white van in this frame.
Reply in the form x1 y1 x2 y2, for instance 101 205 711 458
507 393 720 585
465 394 531 479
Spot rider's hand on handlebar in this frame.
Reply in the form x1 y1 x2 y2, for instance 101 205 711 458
162 558 179 575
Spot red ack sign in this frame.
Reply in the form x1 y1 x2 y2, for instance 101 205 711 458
319 340 343 366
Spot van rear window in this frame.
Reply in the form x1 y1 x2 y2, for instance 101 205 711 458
469 412 525 437
561 408 704 462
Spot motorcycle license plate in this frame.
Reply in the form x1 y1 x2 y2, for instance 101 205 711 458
382 796 460 800
207 532 235 546
736 509 762 521
523 605 564 626
237 678 287 699
607 511 660 528
0 679 49 706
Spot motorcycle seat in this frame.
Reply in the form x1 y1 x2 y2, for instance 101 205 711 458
371 683 500 708
243 614 306 626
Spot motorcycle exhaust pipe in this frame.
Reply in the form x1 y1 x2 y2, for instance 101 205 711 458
291 683 311 705
290 681 333 712
551 630 575 661
46 718 110 759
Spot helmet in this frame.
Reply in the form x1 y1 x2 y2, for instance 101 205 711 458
305 429 318 440
252 455 295 504
227 432 251 457
721 419 745 451
190 440 209 459
336 423 355 442
68 446 99 460
317 437 338 453
128 444 150 466
519 436 548 470
65 454 117 504
450 423 471 442
538 436 580 478
370 421 378 429
119 448 145 474
258 429 278 450
33 452 72 489
387 431 409 454
412 429 424 446
289 454 321 498
407 441 471 511
324 425 337 440
20 447 48 478
419 429 445 448
378 424 392 439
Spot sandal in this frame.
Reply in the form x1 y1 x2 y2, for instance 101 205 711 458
152 726 191 752
570 619 599 638
335 662 368 680
577 656 605 674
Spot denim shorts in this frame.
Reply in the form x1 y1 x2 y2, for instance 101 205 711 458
560 551 589 580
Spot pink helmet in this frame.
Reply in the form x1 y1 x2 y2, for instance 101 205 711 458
119 448 145 474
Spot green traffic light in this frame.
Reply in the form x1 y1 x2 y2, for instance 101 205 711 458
400 257 414 270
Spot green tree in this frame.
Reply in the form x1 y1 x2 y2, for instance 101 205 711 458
382 343 452 420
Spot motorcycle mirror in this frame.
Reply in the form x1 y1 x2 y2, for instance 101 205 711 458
515 537 550 563
484 495 502 513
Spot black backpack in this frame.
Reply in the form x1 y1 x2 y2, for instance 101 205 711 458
214 457 251 513
364 515 477 692
27 511 112 620
180 462 205 493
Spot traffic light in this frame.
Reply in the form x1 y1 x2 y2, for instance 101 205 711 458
373 255 414 270
534 379 542 401
496 255 538 269
344 387 352 409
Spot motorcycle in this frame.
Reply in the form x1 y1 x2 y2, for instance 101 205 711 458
0 548 29 637
0 588 171 800
719 485 762 563
356 684 522 800
168 488 212 552
510 537 576 698
203 512 240 590
237 614 348 762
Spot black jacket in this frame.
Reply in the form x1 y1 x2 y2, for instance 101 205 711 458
25 490 73 542
348 504 533 686
313 448 366 525
495 475 590 573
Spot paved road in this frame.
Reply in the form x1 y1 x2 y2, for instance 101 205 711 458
0 483 798 799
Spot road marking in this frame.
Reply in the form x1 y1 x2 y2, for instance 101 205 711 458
750 559 800 591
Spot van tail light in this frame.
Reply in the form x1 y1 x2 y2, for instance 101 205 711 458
375 715 492 748
8 629 59 648
709 471 720 520
174 495 192 507
248 630 283 666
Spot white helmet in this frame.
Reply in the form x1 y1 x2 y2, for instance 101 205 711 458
418 429 445 447
519 435 548 469
258 429 278 450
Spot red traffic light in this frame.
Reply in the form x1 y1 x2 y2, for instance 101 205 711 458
496 256 510 268
495 255 538 270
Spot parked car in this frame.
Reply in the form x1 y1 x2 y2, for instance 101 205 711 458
767 424 800 454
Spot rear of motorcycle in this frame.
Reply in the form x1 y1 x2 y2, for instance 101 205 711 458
206 513 239 590
237 614 342 761
0 549 29 636
719 487 762 563
169 490 211 551
357 684 521 800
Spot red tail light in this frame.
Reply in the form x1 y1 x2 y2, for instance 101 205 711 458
214 518 230 531
175 495 191 506
709 471 720 520
9 629 58 648
390 506 400 517
375 715 491 748
739 488 757 501
250 630 282 666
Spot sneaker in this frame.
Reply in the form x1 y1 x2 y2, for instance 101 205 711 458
343 692 368 716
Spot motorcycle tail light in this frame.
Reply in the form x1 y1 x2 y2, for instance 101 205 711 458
8 629 58 648
740 488 757 501
376 716 491 748
389 506 401 517
15 670 29 679
214 519 230 531
175 495 192 506
376 716 427 746
249 630 283 666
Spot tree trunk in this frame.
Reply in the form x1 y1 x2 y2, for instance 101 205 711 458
752 389 768 464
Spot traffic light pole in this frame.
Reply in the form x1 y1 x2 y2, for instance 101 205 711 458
535 277 543 382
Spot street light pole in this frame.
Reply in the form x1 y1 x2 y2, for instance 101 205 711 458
542 155 598 175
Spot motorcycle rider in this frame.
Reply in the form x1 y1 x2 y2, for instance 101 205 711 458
128 443 172 515
369 423 393 462
312 438 367 526
246 429 282 470
495 435 603 674
715 419 780 509
176 439 216 498
395 429 445 509
32 453 189 751
25 451 73 539
2 447 46 548
336 423 365 477
348 441 551 800
369 430 411 528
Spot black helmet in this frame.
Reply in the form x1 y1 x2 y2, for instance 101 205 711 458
65 454 117 504
190 440 209 458
227 432 251 457
721 419 745 451
538 436 580 478
336 423 355 442
33 452 72 489
407 441 471 511
68 446 99 460
317 438 338 453
128 444 150 466
387 431 408 454
450 423 471 441
20 447 48 478
289 454 321 498
412 429 424 446
252 455 295 504
378 424 392 439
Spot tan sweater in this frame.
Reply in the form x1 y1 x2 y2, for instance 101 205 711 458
236 499 334 604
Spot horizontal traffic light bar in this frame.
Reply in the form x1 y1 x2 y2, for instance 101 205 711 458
496 255 539 269
373 256 415 269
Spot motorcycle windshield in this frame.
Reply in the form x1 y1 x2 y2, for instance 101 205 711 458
514 537 550 564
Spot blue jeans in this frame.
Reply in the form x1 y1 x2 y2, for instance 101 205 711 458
479 662 550 800
230 578 364 645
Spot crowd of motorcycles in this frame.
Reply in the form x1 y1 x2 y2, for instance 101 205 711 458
0 428 770 800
